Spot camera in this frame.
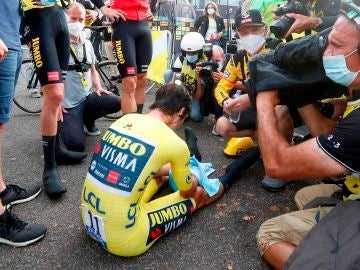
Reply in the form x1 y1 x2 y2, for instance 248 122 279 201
270 0 309 39
198 43 218 82
76 63 90 73
174 73 195 94
226 39 238 54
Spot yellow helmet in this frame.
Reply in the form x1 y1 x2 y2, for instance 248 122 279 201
224 137 255 156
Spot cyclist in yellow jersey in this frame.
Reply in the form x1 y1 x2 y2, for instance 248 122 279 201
21 0 125 197
81 84 227 256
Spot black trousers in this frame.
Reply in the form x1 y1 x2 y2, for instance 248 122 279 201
59 92 121 151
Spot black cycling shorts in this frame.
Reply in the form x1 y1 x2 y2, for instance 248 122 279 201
24 5 69 86
232 107 257 131
112 19 152 78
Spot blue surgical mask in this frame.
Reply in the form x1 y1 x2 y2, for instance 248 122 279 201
186 54 198 63
322 49 359 86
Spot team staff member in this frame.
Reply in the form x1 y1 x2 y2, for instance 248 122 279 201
59 3 121 152
81 84 225 256
21 0 123 197
111 0 154 114
255 5 360 269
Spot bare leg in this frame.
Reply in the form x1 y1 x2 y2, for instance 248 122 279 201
0 124 6 193
121 76 137 113
262 242 296 270
41 83 64 136
135 73 147 106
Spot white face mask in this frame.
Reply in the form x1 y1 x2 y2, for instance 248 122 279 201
68 22 85 38
239 34 265 55
207 8 215 15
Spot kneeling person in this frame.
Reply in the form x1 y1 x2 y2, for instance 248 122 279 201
81 84 225 256
59 3 121 152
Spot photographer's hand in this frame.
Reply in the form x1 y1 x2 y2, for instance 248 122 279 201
223 94 251 115
211 71 223 83
284 13 319 38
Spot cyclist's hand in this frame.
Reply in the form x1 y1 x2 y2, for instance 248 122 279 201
100 6 126 22
146 9 154 21
0 39 8 61
85 9 98 25
96 87 114 96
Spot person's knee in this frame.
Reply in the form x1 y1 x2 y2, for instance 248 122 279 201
43 84 64 106
189 99 203 122
216 117 234 137
122 76 137 94
61 135 85 152
0 124 5 134
256 215 284 256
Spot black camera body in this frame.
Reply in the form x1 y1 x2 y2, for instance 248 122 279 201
174 73 195 94
199 43 219 82
68 63 90 73
270 0 309 39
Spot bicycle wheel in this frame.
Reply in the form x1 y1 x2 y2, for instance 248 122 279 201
97 60 122 120
13 59 42 114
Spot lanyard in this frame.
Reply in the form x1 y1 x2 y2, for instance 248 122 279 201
69 43 87 65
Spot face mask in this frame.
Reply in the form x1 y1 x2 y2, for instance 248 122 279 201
207 8 215 15
238 34 265 55
322 49 359 87
68 22 85 38
186 54 198 63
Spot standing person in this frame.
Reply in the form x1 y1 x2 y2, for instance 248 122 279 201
111 0 154 114
0 1 46 246
22 0 123 197
194 2 225 47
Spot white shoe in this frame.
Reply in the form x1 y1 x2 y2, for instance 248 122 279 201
212 124 220 136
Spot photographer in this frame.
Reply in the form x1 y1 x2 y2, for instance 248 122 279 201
251 1 360 268
170 32 226 122
270 0 341 39
214 9 293 191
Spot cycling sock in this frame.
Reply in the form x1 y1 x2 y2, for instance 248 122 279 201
0 187 9 198
184 127 202 162
55 133 87 165
42 135 57 170
136 104 144 114
219 147 260 191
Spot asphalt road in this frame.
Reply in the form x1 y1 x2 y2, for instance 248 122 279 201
0 88 312 270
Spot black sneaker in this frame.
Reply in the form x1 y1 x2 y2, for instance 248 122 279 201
85 126 101 136
0 210 46 247
1 184 42 208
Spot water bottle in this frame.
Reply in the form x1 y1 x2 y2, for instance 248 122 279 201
229 90 242 123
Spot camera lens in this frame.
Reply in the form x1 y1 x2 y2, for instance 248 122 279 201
199 68 212 82
270 15 295 39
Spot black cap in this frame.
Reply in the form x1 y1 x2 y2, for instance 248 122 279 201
234 9 265 29
341 0 360 29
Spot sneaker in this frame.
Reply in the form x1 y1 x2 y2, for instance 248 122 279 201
212 124 220 136
1 184 41 208
30 90 41 98
260 176 288 192
0 210 46 247
85 126 101 136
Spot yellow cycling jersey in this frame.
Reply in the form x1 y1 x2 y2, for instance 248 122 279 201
214 46 269 106
81 114 193 256
21 0 68 11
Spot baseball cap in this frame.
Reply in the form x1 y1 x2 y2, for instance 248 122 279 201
234 9 265 29
341 0 360 28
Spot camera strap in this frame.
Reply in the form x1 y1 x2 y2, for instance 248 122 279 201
69 43 87 66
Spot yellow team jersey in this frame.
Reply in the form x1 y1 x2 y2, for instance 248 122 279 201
21 0 63 11
81 114 193 256
214 46 269 106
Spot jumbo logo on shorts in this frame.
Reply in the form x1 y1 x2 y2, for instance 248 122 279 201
31 37 43 68
145 200 194 246
114 40 125 64
88 128 155 196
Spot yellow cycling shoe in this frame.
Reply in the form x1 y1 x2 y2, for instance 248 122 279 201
224 137 255 157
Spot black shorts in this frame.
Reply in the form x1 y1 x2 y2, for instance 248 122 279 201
231 107 257 131
112 19 152 78
24 5 69 86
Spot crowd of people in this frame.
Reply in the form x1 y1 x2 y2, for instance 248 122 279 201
1 0 360 269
